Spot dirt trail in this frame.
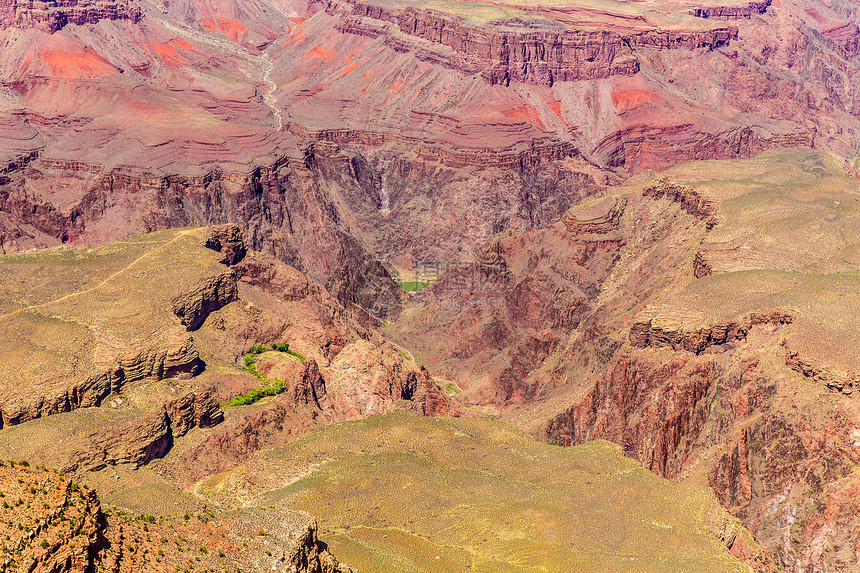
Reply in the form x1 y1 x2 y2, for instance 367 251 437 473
157 17 288 131
261 51 282 131
0 229 194 321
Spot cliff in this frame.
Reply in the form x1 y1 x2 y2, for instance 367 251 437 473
0 0 141 33
691 0 772 19
64 390 222 472
329 0 741 86
0 462 352 572
0 464 102 572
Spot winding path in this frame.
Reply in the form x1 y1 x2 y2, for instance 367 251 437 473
260 51 282 131
0 229 194 321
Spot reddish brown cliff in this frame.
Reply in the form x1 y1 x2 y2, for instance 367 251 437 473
0 463 352 572
691 0 772 19
0 0 141 33
329 1 741 86
64 390 222 472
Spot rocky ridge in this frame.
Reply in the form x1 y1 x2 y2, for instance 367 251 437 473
0 225 453 490
0 462 352 572
0 0 141 33
389 149 860 570
691 0 773 19
330 0 741 86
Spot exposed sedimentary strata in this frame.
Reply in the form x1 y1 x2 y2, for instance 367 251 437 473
0 331 202 429
0 0 141 33
292 126 580 168
642 177 717 226
691 0 772 19
171 270 239 331
784 344 858 395
629 309 795 355
562 195 627 235
64 390 222 472
593 125 816 172
542 341 860 570
328 0 742 86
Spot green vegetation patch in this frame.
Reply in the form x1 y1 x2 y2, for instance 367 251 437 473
227 343 306 407
398 281 431 291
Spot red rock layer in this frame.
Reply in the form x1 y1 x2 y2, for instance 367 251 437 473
329 0 741 86
691 0 772 19
0 0 141 33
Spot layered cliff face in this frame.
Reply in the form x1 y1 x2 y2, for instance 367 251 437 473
691 0 773 19
389 149 860 571
337 1 743 86
0 225 452 493
0 0 858 315
0 0 140 32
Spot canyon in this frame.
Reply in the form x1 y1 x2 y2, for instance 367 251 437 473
0 0 859 569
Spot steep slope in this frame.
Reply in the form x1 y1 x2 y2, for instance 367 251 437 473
389 148 860 569
0 225 450 487
195 411 763 572
0 461 351 572
0 0 858 321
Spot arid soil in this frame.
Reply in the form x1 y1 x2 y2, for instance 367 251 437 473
389 149 860 570
0 0 859 569
0 461 351 572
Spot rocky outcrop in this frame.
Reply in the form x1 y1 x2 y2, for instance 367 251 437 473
545 351 716 479
64 390 222 472
289 358 327 407
693 250 713 278
330 2 740 86
544 344 860 570
279 127 580 170
0 465 351 572
225 509 355 573
594 125 816 173
642 177 717 227
171 270 239 331
0 464 103 572
205 224 247 265
562 195 627 235
629 310 795 355
325 339 455 417
0 332 202 429
784 344 858 395
691 1 772 19
0 0 141 32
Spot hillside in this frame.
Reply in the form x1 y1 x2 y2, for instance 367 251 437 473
388 148 860 569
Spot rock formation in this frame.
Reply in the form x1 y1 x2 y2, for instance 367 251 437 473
64 390 222 472
0 0 141 33
0 462 352 572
